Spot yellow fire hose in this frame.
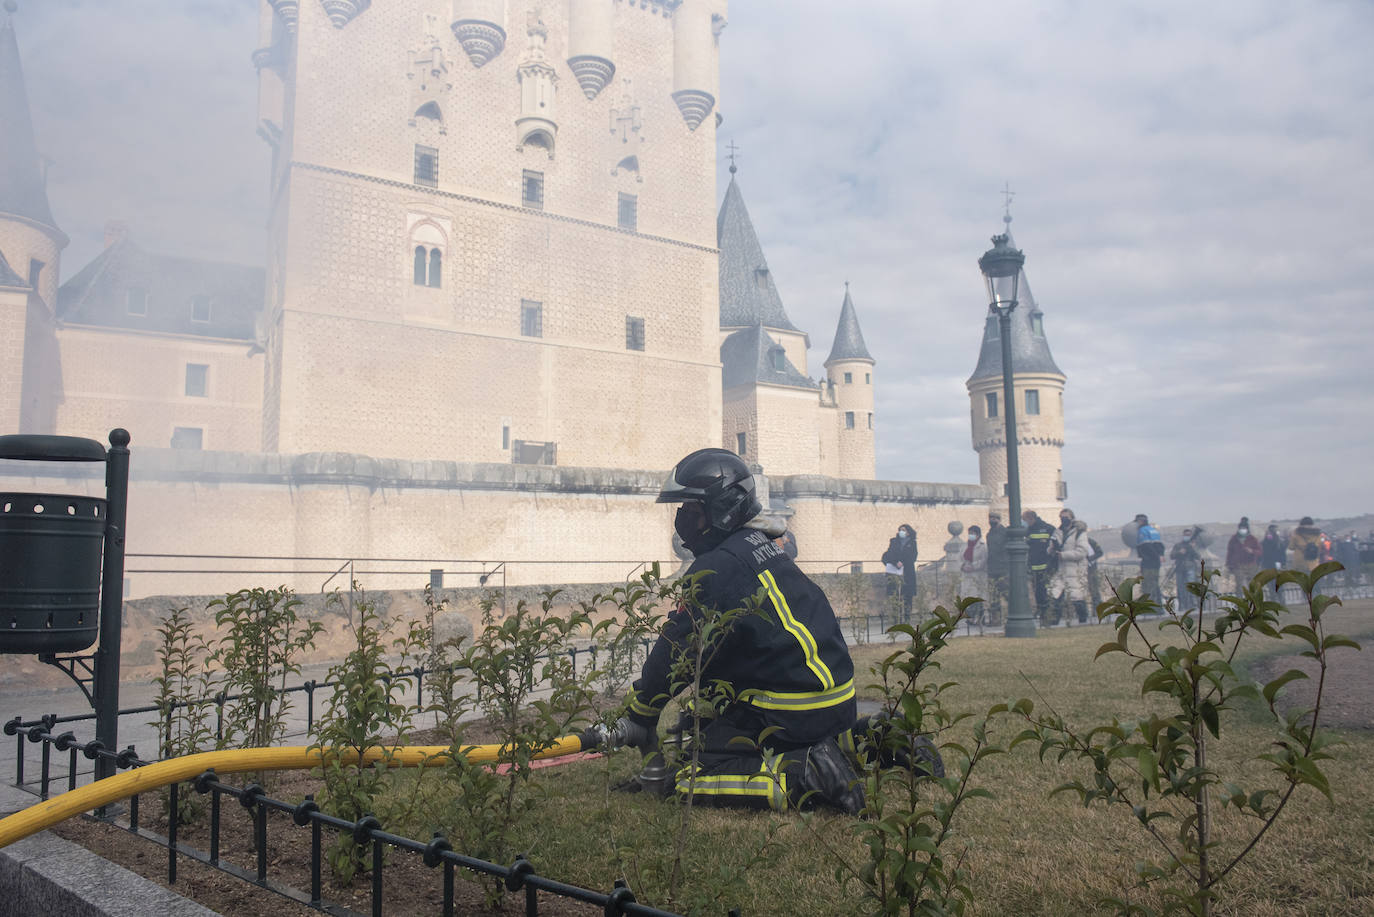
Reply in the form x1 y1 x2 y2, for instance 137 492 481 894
0 734 587 849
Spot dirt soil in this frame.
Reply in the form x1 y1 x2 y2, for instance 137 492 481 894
1248 640 1373 730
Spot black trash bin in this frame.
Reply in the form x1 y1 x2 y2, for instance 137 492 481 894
0 492 106 653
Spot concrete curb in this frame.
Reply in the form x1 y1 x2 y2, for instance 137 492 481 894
0 783 217 917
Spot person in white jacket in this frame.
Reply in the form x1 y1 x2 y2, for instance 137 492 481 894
960 524 989 621
1049 519 1092 625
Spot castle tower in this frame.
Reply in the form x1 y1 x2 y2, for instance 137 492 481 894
824 284 875 479
256 0 727 468
717 166 808 374
966 223 1066 519
0 1 66 434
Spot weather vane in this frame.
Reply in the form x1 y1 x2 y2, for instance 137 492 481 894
1001 181 1015 227
726 140 740 174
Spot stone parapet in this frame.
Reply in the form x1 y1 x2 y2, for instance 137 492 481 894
779 475 991 506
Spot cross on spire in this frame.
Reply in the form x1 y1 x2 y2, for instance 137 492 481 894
1000 181 1015 227
726 140 740 175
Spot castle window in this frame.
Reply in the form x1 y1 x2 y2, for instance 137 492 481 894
1025 389 1040 415
192 295 211 323
522 170 544 209
754 267 769 291
415 101 442 123
185 363 208 398
986 392 998 418
736 432 746 456
27 259 43 288
1031 313 1044 336
414 144 439 187
428 248 442 288
127 287 147 316
845 411 855 429
618 193 637 231
171 427 203 450
843 372 852 384
867 412 873 429
521 299 543 337
865 372 870 384
502 425 510 450
512 440 556 465
412 245 443 287
770 348 785 372
625 315 645 351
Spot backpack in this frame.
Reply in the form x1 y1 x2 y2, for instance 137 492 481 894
1303 541 1319 561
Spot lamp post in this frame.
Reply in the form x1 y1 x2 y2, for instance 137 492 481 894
978 234 1035 638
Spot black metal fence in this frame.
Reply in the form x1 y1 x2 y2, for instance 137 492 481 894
4 714 715 917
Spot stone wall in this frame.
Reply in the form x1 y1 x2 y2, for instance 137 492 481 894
54 327 264 453
0 446 992 603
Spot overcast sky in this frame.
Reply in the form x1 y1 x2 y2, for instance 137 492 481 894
14 0 1374 528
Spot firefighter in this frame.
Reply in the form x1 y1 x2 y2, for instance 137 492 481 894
612 448 866 813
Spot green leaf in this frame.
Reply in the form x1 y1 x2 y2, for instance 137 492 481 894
1262 668 1309 705
1280 623 1320 651
1321 635 1362 652
1200 701 1220 739
1095 641 1125 660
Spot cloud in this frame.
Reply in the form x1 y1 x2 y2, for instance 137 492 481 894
718 0 1374 525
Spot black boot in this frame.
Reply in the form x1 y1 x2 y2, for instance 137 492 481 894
796 737 865 815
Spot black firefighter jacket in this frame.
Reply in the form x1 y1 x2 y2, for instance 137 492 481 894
627 527 856 748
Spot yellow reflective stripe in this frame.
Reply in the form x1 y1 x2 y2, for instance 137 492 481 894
628 695 657 717
758 570 834 690
837 725 857 762
676 762 788 811
739 679 855 711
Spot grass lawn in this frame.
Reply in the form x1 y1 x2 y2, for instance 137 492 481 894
452 599 1374 916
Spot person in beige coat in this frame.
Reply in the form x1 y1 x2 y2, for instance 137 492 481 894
1049 519 1092 625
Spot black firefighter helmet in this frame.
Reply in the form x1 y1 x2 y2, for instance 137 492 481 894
656 448 762 534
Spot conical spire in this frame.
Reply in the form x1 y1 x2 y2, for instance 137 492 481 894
717 173 799 332
825 284 873 364
967 231 1062 382
0 3 58 231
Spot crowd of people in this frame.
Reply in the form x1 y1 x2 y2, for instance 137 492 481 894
874 511 1367 629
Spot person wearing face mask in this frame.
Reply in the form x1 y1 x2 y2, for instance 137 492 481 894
615 448 872 814
1170 528 1203 613
960 525 988 622
882 524 919 624
984 513 1008 626
1225 517 1261 593
1022 510 1057 625
1334 532 1361 588
1048 519 1091 625
1260 524 1287 599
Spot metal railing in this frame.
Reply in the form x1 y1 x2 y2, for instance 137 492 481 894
3 717 701 917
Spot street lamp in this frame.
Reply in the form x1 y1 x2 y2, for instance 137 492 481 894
978 234 1035 638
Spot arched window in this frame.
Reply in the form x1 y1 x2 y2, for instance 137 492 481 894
413 246 427 285
415 101 442 123
428 248 442 288
408 218 448 290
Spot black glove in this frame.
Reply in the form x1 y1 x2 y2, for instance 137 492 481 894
587 717 655 751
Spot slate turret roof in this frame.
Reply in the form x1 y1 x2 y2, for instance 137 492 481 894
824 285 873 364
721 324 817 391
717 175 799 332
0 247 26 288
0 9 59 232
57 238 264 341
968 232 1063 382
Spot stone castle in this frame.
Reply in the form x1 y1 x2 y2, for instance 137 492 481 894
0 1 1066 597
